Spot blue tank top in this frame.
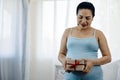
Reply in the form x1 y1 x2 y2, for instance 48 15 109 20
66 28 99 60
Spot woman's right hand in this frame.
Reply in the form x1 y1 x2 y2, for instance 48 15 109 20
63 58 71 73
62 59 67 71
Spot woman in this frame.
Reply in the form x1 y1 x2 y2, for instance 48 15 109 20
58 1 111 80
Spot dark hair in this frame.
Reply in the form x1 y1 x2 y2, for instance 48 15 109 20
76 2 95 17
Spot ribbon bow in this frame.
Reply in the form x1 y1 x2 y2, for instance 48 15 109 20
69 60 80 68
67 59 85 70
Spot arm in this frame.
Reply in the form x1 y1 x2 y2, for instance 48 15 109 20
83 30 111 73
92 30 111 65
58 28 70 69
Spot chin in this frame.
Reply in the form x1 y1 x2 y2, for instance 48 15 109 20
81 26 88 29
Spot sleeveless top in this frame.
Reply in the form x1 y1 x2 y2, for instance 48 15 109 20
66 28 99 60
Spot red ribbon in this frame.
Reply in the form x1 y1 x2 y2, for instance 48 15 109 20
67 60 85 70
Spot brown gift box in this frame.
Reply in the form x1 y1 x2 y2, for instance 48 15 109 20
66 58 86 71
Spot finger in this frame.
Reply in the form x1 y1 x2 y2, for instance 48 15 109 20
83 67 88 73
63 60 67 69
83 65 90 73
83 69 89 73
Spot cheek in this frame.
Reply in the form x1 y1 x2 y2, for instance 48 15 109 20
77 19 80 24
77 19 82 22
77 18 80 21
88 21 92 24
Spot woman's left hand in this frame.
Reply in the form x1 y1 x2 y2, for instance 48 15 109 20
83 59 94 73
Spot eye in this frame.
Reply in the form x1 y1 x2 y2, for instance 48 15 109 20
86 17 91 20
78 16 83 19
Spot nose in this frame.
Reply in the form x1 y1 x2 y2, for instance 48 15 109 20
81 18 86 23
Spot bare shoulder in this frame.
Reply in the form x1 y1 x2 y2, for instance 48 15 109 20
64 28 71 33
63 28 70 36
96 29 105 37
95 29 106 41
63 27 75 37
65 27 76 32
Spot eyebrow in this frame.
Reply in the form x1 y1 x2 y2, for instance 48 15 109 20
78 15 91 17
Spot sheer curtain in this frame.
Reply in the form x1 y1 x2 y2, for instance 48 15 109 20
29 0 120 80
117 61 120 80
0 0 28 80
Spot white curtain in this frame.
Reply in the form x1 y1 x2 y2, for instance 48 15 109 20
0 0 28 80
117 61 120 80
29 0 120 80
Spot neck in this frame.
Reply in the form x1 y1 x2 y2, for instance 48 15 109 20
77 26 91 31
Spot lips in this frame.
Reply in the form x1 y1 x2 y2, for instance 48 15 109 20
81 23 87 27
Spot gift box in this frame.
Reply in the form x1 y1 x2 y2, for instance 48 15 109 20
66 58 86 71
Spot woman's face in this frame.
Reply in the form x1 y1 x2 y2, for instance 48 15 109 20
77 9 93 29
